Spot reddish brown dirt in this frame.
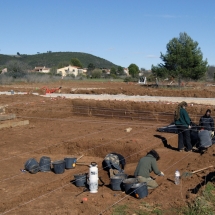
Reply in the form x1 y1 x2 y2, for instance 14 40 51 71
1 80 215 97
0 81 215 215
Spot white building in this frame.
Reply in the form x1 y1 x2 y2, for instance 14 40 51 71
1 68 7 74
57 65 83 77
124 68 129 76
33 66 51 73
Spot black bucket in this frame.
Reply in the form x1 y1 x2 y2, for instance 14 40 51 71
25 158 40 174
74 174 87 187
64 157 77 169
110 176 123 191
122 178 138 194
115 173 128 180
131 182 148 199
39 156 51 172
52 160 65 174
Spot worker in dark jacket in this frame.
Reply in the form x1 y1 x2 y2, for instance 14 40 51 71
199 109 214 137
134 150 164 189
103 153 126 177
175 101 192 152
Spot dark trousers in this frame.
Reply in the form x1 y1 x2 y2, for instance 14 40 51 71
177 125 192 151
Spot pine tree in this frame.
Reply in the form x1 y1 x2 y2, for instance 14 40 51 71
152 32 208 80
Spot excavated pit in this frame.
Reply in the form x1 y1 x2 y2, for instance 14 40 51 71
1 89 215 214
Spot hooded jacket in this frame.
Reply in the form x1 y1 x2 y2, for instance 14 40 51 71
199 114 214 131
175 107 190 128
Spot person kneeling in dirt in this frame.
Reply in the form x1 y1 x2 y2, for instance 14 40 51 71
197 127 212 153
134 150 164 189
103 153 126 178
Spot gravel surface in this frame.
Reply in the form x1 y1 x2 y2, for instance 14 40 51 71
43 93 215 105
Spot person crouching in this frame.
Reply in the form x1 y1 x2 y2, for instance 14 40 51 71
103 153 126 178
134 150 164 189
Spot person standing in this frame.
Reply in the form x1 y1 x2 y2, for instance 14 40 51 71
134 150 164 189
199 109 214 137
175 101 192 152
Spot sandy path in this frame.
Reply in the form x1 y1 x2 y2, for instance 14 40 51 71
43 93 215 105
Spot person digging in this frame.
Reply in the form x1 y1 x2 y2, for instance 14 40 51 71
103 153 126 178
134 150 164 189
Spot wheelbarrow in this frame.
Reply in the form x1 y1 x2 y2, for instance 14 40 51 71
181 165 213 178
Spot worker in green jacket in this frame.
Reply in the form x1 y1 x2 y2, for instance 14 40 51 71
175 101 192 152
134 150 164 189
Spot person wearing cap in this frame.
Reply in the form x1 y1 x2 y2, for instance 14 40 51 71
199 109 214 137
103 153 126 177
175 101 192 152
134 150 164 189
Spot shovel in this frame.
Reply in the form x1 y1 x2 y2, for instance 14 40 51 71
181 165 213 178
76 162 90 167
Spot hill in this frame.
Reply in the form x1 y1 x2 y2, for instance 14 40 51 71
0 52 119 69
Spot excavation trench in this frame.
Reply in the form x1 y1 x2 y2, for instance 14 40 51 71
1 95 214 214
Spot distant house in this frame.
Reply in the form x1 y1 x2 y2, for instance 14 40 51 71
57 65 84 77
82 68 87 75
124 68 129 76
1 68 7 74
99 68 110 75
31 66 51 73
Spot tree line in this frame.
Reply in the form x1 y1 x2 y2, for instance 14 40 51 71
1 32 214 82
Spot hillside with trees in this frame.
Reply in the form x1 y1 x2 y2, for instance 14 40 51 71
0 52 119 69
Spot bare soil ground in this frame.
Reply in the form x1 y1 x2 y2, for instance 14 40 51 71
0 80 215 215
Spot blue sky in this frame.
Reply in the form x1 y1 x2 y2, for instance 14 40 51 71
0 0 214 69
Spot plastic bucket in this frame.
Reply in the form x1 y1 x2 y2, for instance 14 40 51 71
74 174 87 187
25 158 40 174
64 157 77 169
110 176 123 191
122 178 138 194
115 173 128 180
39 156 51 172
131 182 148 199
52 160 65 174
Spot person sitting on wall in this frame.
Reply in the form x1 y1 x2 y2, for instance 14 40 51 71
103 153 126 178
134 150 164 190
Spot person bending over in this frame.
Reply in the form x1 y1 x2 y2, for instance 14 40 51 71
103 152 126 177
134 150 164 189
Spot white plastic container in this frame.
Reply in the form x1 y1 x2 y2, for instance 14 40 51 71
175 170 180 185
88 162 98 193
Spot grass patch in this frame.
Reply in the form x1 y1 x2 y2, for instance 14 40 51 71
183 182 215 215
112 204 128 215
111 183 215 215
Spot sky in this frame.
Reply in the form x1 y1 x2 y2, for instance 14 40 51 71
0 0 214 69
